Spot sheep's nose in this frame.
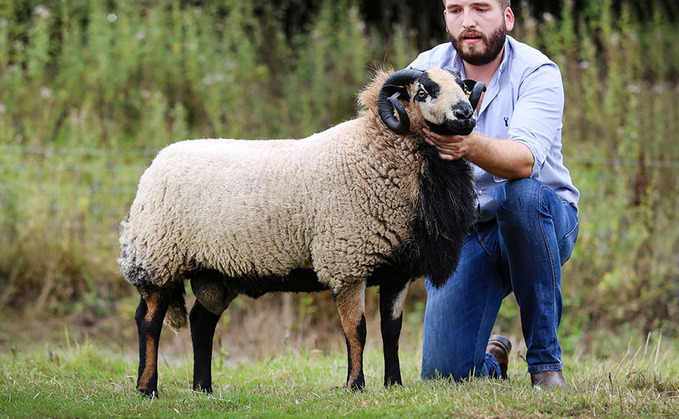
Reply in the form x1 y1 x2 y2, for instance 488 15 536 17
453 104 473 120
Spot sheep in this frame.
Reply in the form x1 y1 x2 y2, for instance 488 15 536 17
119 67 485 397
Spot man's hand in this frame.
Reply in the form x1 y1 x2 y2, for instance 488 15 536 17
422 128 478 161
421 128 535 180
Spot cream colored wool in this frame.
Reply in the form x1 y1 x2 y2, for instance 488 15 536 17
120 69 465 298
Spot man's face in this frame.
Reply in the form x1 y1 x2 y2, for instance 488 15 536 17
443 1 514 66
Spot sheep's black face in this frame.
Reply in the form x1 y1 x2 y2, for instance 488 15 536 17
415 70 477 136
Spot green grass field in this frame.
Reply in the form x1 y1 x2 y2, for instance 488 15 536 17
1 321 677 418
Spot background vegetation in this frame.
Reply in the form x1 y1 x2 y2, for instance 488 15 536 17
0 0 678 380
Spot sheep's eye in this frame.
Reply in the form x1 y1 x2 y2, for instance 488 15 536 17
417 89 428 98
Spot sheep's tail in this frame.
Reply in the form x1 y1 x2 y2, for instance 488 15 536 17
119 215 188 330
165 283 188 330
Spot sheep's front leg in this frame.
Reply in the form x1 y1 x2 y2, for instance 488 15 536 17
135 287 170 398
379 281 409 387
334 280 367 391
189 301 223 393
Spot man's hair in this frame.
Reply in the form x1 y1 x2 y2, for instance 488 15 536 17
442 0 511 9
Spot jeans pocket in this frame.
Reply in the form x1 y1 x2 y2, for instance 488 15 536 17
558 221 579 265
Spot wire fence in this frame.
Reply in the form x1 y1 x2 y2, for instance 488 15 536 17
0 146 156 254
2 144 677 202
2 144 678 255
6 145 679 171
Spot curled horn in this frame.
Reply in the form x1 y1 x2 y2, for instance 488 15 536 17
447 67 485 111
378 69 424 134
463 79 486 111
469 81 486 111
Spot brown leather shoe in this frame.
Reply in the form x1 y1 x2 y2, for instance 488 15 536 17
486 335 511 379
531 370 567 389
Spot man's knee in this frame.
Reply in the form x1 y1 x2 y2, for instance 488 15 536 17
496 178 544 221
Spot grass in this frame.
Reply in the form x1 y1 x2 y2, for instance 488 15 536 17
1 328 678 418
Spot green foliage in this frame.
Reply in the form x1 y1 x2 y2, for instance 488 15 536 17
552 1 679 337
0 0 378 312
0 0 678 341
508 0 679 339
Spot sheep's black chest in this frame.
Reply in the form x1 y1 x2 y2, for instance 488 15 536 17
395 144 478 287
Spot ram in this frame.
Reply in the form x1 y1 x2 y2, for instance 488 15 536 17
119 68 484 397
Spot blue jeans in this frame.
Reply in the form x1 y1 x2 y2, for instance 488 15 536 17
421 178 579 380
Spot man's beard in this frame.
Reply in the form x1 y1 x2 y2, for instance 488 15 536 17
450 24 506 66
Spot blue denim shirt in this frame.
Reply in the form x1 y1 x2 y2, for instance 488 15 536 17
409 36 579 217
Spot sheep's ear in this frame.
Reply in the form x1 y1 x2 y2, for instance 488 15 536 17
463 79 486 111
445 66 467 92
443 66 462 80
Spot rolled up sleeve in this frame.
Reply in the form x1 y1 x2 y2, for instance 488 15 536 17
507 63 565 178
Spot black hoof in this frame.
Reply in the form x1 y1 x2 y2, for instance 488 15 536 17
348 380 366 392
384 377 403 387
193 385 213 394
138 388 158 399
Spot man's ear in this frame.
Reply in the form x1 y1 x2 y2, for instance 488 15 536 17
504 7 515 32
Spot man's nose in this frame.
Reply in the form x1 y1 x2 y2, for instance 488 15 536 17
462 10 476 29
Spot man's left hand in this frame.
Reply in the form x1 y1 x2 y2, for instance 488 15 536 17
421 128 534 180
422 128 477 161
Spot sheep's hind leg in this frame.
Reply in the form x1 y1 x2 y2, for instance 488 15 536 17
190 273 236 393
134 286 171 398
379 280 409 387
189 300 231 393
334 280 367 391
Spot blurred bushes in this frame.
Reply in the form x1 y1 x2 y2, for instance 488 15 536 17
0 0 412 318
0 0 678 342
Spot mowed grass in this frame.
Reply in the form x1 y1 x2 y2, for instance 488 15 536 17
1 331 678 418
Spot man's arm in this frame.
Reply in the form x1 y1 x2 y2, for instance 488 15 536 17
422 129 534 180
422 62 564 181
